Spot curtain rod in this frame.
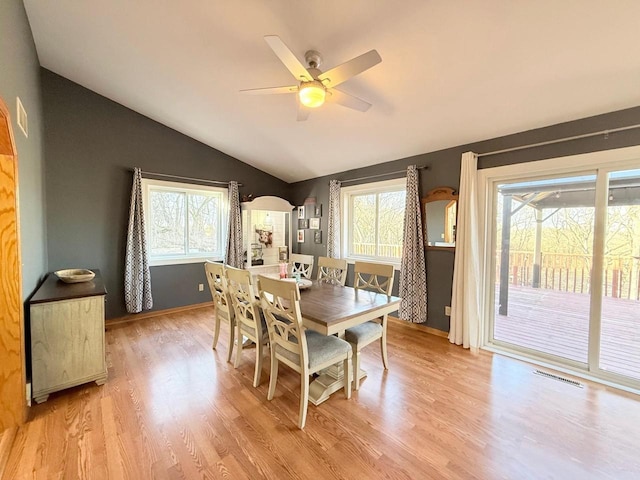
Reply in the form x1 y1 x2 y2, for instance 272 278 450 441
337 165 429 185
478 124 640 158
138 170 243 187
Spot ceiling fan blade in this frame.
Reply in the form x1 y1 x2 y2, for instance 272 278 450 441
240 85 298 95
318 50 381 88
327 88 372 112
264 35 313 82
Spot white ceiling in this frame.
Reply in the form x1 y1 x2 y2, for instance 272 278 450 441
24 0 640 183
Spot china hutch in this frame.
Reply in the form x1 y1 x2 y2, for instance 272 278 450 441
241 196 294 275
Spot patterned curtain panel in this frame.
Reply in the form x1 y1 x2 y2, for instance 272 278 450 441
399 165 427 323
327 180 341 258
225 181 243 268
124 167 153 313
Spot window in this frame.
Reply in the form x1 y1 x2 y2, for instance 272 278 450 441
342 178 406 265
142 179 228 265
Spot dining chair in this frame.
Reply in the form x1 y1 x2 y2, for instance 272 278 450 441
204 261 235 362
258 275 352 429
345 261 394 390
316 256 348 286
225 266 268 387
289 253 314 279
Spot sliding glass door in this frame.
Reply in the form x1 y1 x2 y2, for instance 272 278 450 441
598 169 640 381
484 154 640 389
492 174 596 365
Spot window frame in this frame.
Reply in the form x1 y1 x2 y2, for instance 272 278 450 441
141 178 229 266
341 178 406 269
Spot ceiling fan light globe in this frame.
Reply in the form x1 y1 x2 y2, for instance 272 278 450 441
299 81 326 108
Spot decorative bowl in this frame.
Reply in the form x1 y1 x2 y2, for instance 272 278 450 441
55 269 95 284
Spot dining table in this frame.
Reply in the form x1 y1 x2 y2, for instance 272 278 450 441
296 280 401 405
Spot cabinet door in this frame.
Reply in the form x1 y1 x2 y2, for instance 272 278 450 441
31 296 105 393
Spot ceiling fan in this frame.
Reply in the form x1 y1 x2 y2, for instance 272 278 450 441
241 35 382 121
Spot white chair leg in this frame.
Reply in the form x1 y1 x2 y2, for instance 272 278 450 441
353 348 361 391
233 324 242 368
344 356 352 399
226 320 235 363
299 373 309 429
267 352 278 401
212 316 221 350
381 330 389 370
253 339 263 387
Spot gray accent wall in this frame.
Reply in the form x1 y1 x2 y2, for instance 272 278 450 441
0 0 48 300
290 106 640 333
41 70 290 319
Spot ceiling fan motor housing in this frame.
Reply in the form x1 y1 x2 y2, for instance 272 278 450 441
304 50 323 69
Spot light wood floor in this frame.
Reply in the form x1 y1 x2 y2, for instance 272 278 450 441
4 307 640 479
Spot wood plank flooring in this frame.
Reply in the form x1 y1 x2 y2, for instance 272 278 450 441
4 306 640 479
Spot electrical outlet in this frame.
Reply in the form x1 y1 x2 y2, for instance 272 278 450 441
445 306 451 316
198 283 204 292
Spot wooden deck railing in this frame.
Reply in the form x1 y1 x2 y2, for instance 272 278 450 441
497 251 640 300
352 243 402 259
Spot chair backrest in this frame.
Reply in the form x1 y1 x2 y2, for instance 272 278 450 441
225 266 262 338
204 261 234 322
316 256 348 286
354 261 394 296
289 253 314 279
258 275 307 370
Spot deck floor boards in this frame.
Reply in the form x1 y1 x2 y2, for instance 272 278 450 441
495 286 640 379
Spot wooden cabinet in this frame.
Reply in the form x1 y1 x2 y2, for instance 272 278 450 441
30 270 107 403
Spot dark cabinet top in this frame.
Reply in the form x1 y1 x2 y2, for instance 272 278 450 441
30 269 107 304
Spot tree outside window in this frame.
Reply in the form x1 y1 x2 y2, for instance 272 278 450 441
143 179 228 265
343 179 405 263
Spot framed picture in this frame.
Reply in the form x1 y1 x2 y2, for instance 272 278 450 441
310 218 320 229
314 230 322 244
298 218 309 229
297 206 305 219
297 230 305 243
315 204 322 217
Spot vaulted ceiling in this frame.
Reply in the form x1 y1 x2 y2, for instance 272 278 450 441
24 0 640 182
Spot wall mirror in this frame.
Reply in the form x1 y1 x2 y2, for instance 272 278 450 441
422 187 458 250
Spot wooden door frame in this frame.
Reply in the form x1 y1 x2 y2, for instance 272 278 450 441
0 95 26 448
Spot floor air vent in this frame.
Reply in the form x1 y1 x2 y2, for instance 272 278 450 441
534 370 583 388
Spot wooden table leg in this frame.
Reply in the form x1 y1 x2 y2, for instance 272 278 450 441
308 364 367 406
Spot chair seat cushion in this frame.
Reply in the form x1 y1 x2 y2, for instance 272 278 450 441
345 321 383 346
275 330 351 370
240 312 268 340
